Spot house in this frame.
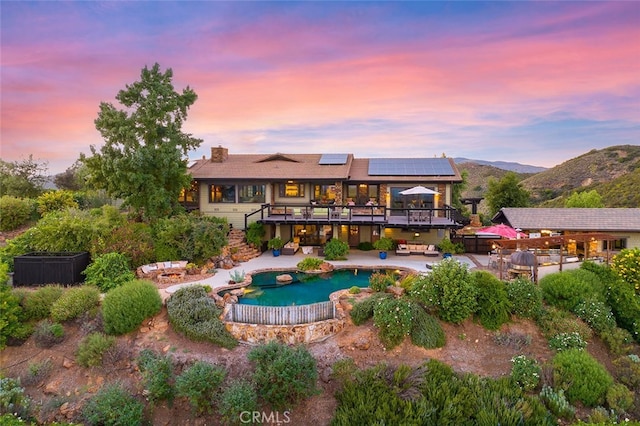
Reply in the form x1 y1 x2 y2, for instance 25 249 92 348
183 146 464 247
492 207 640 252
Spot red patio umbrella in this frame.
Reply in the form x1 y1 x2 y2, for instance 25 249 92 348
476 224 527 239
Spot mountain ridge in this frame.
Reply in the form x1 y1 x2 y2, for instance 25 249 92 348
454 158 547 174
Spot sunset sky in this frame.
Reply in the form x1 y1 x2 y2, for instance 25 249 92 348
2 1 639 174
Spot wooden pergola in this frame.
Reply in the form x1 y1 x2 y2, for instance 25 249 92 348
489 232 620 283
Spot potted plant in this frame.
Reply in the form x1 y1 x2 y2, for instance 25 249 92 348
267 237 284 257
437 238 457 258
372 237 395 259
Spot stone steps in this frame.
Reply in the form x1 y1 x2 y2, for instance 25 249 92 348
225 229 262 262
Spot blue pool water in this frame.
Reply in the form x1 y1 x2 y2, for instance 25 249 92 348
238 269 393 306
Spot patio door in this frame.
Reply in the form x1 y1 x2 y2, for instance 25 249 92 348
348 226 360 247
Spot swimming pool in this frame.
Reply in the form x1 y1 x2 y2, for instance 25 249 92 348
238 268 395 306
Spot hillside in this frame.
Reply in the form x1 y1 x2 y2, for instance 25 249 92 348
454 158 547 174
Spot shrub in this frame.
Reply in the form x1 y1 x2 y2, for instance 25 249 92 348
102 279 162 335
506 277 542 319
410 258 476 324
136 349 175 404
0 231 35 271
219 379 259 426
510 355 541 392
0 263 8 287
166 285 237 348
606 383 634 413
601 327 634 356
539 385 575 420
36 190 78 216
548 332 587 352
76 332 116 367
0 285 23 349
398 273 419 292
50 286 101 322
552 348 614 407
82 382 144 426
606 277 640 343
83 252 135 293
348 286 361 294
296 257 323 271
0 196 34 231
536 306 593 341
23 358 53 386
572 299 616 334
176 361 226 414
323 238 349 260
612 354 640 391
20 285 64 321
90 222 155 268
0 377 31 418
229 269 246 283
245 222 265 248
409 303 445 349
472 271 511 330
357 241 373 251
540 270 602 311
349 293 391 326
373 298 413 349
33 320 65 348
28 209 98 253
248 341 318 410
368 271 395 292
611 247 640 294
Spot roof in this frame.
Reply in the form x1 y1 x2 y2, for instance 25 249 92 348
349 158 462 183
189 153 353 181
494 208 640 232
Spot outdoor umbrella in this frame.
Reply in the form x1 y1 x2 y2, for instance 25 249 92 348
399 185 440 195
476 224 527 239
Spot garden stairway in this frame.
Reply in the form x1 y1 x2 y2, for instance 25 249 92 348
226 228 262 262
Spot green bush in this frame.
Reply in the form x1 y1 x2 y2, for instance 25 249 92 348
536 306 593 341
349 293 391 325
248 341 318 410
368 271 395 292
82 382 144 426
572 299 616 334
136 349 175 404
611 247 640 294
0 377 31 418
540 270 602 311
552 348 614 407
348 286 361 294
373 298 413 349
102 280 161 335
90 222 155 268
24 358 53 386
0 285 24 349
176 361 226 414
606 383 634 413
539 385 575 420
83 252 135 293
33 320 65 348
548 332 587 352
510 355 541 392
606 277 640 343
36 190 78 216
506 277 542 319
218 379 259 426
357 241 373 251
0 196 35 231
50 286 101 322
153 214 229 264
296 257 323 271
76 332 116 367
0 231 35 272
601 327 634 356
166 285 237 348
409 303 445 349
20 285 64 321
245 222 265 248
613 354 640 391
0 263 8 287
410 258 476 324
323 238 349 260
472 271 511 330
28 209 98 253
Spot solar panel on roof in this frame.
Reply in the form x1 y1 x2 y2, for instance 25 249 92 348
368 158 455 176
319 153 349 165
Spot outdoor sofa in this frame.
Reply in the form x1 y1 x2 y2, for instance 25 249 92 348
395 243 439 256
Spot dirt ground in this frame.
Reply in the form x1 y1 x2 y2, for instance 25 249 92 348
1 280 620 426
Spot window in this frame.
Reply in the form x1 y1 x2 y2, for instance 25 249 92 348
209 185 235 203
347 184 379 205
313 184 336 204
238 184 265 203
279 182 305 198
179 181 199 203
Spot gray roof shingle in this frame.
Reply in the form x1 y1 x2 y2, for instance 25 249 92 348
495 208 640 232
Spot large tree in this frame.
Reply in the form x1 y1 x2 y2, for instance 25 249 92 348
565 190 604 208
86 63 202 220
0 155 48 198
485 172 530 217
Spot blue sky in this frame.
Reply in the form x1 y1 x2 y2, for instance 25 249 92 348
2 1 639 174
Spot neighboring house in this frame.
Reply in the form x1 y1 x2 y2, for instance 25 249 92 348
493 207 640 251
184 146 464 247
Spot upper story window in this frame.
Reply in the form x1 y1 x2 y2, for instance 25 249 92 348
210 184 235 203
346 184 379 205
179 181 199 203
238 184 266 203
313 184 336 204
279 182 305 198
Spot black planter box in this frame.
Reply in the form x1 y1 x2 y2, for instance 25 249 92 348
13 252 90 286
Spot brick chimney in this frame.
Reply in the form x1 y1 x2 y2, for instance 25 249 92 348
210 145 228 163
